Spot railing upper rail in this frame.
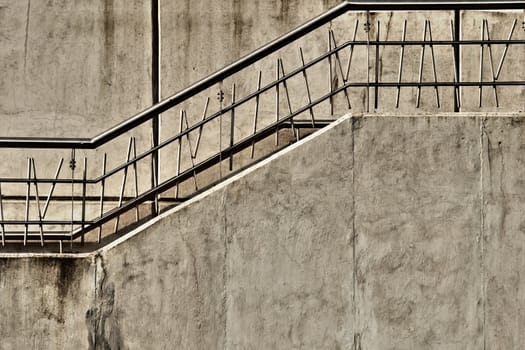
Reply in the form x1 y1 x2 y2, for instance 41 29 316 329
0 0 522 149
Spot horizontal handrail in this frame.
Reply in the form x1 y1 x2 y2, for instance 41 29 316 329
342 1 525 11
0 0 522 149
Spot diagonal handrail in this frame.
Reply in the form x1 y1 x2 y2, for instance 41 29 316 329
0 0 522 149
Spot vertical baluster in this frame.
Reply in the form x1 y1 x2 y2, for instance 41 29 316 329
183 111 199 191
81 158 87 245
345 20 359 82
275 59 280 146
427 20 440 108
0 183 5 247
218 89 223 179
24 158 31 246
299 47 316 126
328 30 334 116
416 20 428 108
483 19 499 107
329 30 352 109
150 130 159 216
132 138 139 222
193 97 209 159
479 19 485 108
279 58 298 141
450 19 461 110
42 158 64 219
114 138 133 234
176 110 184 197
396 20 407 108
374 21 380 109
366 12 371 112
229 83 235 171
70 149 76 247
31 159 44 246
98 153 107 243
250 71 262 159
495 19 517 80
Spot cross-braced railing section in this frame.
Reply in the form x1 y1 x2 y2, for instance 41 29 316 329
0 1 524 251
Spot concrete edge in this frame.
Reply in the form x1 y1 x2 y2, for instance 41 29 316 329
355 112 525 118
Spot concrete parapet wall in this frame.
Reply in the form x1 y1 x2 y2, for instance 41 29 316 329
1 113 524 348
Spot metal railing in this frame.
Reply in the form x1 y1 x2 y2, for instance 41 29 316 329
0 1 523 251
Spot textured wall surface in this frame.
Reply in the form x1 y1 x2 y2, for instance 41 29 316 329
1 113 525 348
0 257 93 350
0 0 152 138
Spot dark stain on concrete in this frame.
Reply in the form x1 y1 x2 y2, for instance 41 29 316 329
56 258 82 325
352 115 363 131
86 255 123 350
0 258 8 287
23 0 31 82
181 0 192 86
0 257 8 270
232 0 243 56
103 0 115 87
322 0 332 9
56 258 79 300
278 0 290 25
29 258 84 326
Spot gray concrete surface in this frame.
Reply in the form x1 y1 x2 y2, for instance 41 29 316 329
482 117 525 349
1 113 525 348
0 0 152 138
0 0 524 348
354 116 483 348
0 257 93 350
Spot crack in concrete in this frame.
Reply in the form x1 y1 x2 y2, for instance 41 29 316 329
221 189 229 350
479 116 487 350
178 219 201 295
86 254 123 350
497 139 508 240
23 0 31 83
351 116 358 349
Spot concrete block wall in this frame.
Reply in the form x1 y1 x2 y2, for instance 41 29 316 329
1 113 524 348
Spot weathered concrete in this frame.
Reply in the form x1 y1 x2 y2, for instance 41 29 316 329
0 257 93 349
0 0 152 137
354 116 483 348
482 117 525 349
2 113 525 348
222 115 354 349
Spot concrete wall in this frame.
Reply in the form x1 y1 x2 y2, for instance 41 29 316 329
1 113 525 348
0 0 152 138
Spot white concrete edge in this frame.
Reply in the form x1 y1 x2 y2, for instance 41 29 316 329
0 113 353 259
357 112 525 118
